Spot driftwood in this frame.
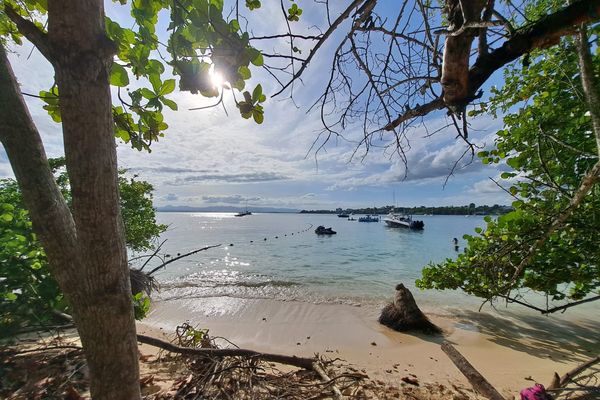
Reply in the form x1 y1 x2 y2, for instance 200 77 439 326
378 283 442 334
312 361 343 400
441 341 505 400
137 333 316 371
547 355 600 390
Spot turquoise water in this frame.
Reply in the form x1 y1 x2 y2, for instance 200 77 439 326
145 212 486 309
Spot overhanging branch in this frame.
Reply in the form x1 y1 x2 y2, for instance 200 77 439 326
271 0 369 97
467 0 600 103
4 5 54 62
383 98 445 131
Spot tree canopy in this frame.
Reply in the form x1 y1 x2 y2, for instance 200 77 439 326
417 22 600 313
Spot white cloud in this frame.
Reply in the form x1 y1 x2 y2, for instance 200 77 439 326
1 3 514 209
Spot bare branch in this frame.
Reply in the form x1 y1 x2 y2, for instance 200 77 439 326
383 98 445 131
137 333 316 370
271 0 368 97
147 244 221 276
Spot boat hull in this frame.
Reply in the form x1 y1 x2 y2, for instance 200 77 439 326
383 215 424 230
384 219 411 228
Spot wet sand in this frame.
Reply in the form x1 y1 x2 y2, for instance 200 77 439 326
139 296 600 398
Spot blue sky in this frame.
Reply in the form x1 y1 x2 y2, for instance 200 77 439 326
1 1 514 210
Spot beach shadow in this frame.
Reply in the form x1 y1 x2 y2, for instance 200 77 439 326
449 308 600 364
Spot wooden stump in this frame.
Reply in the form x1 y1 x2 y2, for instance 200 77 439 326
378 283 442 334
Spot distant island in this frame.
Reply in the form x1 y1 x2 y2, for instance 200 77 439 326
300 204 512 215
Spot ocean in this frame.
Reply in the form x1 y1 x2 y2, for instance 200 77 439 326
144 212 488 311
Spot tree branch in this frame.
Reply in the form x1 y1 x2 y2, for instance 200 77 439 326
137 333 316 370
146 244 221 276
498 294 600 314
554 355 600 388
0 42 80 290
576 26 600 155
4 4 53 62
271 0 368 97
507 161 600 286
467 0 600 105
441 341 506 400
383 97 445 131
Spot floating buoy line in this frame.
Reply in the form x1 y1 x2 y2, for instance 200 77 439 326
162 223 315 260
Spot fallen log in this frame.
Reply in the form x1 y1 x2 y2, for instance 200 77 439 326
137 333 316 370
441 341 505 400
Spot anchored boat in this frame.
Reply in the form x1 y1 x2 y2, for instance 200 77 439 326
383 213 424 230
315 225 337 235
358 215 380 222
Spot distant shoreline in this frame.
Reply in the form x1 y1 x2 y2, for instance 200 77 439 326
156 205 512 216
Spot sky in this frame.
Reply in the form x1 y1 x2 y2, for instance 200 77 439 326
0 1 515 210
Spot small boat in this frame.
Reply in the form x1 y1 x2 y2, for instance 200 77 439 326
337 213 349 218
347 214 356 221
235 200 252 217
383 213 424 230
358 215 380 222
315 225 336 235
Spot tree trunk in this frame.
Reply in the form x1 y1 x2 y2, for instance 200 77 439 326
45 1 141 398
441 0 486 109
0 0 141 397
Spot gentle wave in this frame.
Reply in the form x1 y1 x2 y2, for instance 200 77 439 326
160 279 300 290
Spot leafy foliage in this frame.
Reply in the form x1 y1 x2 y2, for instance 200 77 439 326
119 173 167 252
0 163 166 336
417 31 600 309
0 0 287 151
0 179 63 336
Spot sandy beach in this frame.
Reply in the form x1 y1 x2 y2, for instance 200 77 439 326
138 295 599 398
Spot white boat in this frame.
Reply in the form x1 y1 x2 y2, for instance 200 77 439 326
383 213 424 230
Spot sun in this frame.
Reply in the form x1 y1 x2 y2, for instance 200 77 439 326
209 66 224 88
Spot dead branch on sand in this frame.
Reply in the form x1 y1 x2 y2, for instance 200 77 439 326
441 341 506 400
547 355 600 399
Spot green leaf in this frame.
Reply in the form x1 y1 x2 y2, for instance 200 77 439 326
253 109 264 124
5 292 17 301
109 63 130 87
161 97 178 111
1 213 13 222
252 84 263 103
149 74 162 92
140 88 156 100
160 79 176 96
251 52 264 67
238 66 251 80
